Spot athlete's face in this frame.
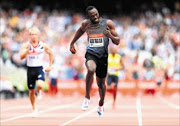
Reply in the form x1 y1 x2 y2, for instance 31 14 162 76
111 47 118 55
88 8 99 24
30 32 39 42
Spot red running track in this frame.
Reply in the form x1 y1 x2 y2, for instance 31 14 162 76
0 92 179 126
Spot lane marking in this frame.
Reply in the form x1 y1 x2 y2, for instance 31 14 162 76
1 98 80 113
2 112 179 117
1 106 31 112
0 113 33 123
0 101 80 123
108 105 179 109
60 100 111 126
157 95 180 109
60 107 97 126
1 97 76 112
136 97 143 126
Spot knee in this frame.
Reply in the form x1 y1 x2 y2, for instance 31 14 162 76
98 83 106 89
98 84 102 89
38 84 43 88
29 90 35 96
87 67 95 74
37 80 44 87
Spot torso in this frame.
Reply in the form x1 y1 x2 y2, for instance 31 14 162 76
108 54 121 76
85 18 109 58
27 41 44 67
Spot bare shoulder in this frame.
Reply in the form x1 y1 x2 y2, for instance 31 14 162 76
81 19 88 31
106 19 115 29
82 19 88 24
42 42 48 49
107 19 113 24
81 20 86 27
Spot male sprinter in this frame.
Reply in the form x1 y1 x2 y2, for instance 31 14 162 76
70 6 120 116
20 26 53 117
107 46 124 108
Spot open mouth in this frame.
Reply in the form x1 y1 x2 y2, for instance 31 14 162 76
94 18 98 22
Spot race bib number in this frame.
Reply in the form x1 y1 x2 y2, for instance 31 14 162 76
108 68 116 74
28 55 39 61
88 34 104 47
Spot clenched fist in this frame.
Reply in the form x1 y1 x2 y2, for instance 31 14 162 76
70 44 76 54
25 43 30 52
104 26 112 38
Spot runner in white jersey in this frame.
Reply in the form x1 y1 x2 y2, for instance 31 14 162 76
27 41 44 67
20 26 53 117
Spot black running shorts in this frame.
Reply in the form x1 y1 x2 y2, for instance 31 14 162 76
85 52 108 78
107 75 119 87
27 66 45 89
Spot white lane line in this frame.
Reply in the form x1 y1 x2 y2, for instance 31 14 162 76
60 100 111 126
1 106 31 112
136 97 143 126
157 95 180 109
39 113 179 118
60 107 97 126
0 101 80 123
109 105 179 109
0 113 32 123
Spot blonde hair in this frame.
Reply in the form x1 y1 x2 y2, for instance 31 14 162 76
29 26 40 34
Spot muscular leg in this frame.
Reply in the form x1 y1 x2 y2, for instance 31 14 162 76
37 80 44 94
113 86 117 103
113 77 118 104
107 75 112 90
85 60 96 99
96 77 106 106
29 89 36 110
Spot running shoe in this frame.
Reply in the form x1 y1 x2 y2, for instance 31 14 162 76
37 90 42 100
81 98 90 111
32 108 38 118
97 106 104 116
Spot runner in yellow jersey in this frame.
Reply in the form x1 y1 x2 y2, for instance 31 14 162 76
107 46 124 107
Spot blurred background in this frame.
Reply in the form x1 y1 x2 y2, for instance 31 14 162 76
0 0 180 99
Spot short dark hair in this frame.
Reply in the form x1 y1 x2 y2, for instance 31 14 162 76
85 6 97 15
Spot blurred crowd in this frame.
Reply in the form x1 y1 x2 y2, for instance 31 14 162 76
0 6 180 86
